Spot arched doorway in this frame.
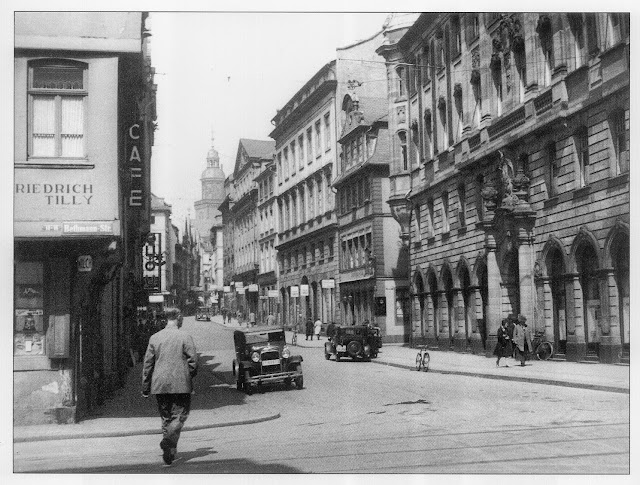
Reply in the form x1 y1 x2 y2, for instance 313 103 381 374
310 282 319 321
301 276 311 321
280 287 288 327
427 271 439 339
413 272 425 343
611 234 629 357
546 246 567 355
459 267 471 343
442 266 454 349
576 242 601 357
475 259 488 349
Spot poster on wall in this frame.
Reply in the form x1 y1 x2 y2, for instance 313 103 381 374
14 309 45 355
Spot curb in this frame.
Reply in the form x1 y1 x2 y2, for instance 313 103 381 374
371 359 630 394
14 412 281 443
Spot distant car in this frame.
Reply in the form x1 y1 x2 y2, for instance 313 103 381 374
325 324 382 361
195 306 211 321
232 326 303 395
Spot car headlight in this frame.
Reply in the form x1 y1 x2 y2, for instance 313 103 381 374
251 351 260 363
282 347 291 359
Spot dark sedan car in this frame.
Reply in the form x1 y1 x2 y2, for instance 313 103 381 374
195 306 211 321
232 326 303 394
325 324 382 361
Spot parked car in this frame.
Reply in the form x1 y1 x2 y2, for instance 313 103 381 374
325 324 382 361
232 326 303 394
195 306 211 321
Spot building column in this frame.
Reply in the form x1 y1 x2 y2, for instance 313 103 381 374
517 226 536 325
600 268 621 363
438 291 449 351
484 234 502 357
468 285 483 354
452 288 466 351
565 273 586 362
425 292 436 348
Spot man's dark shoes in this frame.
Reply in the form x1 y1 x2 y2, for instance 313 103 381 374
160 439 173 465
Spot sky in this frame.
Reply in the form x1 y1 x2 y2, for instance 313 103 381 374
148 12 391 231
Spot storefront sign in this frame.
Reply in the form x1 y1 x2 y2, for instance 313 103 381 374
142 233 162 291
237 288 246 295
321 279 335 289
223 286 231 293
290 286 299 298
248 284 259 292
268 290 279 298
300 284 309 296
235 282 244 289
149 294 164 303
77 255 93 272
127 123 144 208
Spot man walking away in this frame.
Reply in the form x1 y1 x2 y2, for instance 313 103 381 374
305 317 314 340
512 314 533 367
142 308 198 465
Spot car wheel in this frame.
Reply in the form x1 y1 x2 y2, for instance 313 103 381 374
243 371 253 395
347 340 362 358
294 365 303 389
335 353 340 362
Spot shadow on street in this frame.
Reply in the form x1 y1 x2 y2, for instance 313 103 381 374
81 352 247 420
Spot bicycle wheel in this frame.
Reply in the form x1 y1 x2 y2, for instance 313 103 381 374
421 352 430 371
415 352 422 371
536 342 553 361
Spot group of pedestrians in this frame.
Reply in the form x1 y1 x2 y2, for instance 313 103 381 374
305 317 323 340
493 314 533 367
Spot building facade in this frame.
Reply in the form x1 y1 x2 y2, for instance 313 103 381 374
255 158 279 322
271 29 389 330
14 12 156 424
194 139 226 307
221 139 275 321
380 12 629 362
334 93 410 342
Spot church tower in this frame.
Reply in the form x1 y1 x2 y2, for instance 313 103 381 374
194 135 226 305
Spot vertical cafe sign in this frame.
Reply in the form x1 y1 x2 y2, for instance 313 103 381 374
127 122 144 208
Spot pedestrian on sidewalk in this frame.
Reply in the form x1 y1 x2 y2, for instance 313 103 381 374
305 317 314 340
513 314 533 367
507 314 516 359
249 311 256 327
141 307 198 466
314 317 322 340
266 312 276 326
493 319 511 367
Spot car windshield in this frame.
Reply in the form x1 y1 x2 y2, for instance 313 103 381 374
245 331 285 345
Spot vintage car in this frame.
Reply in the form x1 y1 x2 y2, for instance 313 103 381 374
195 306 211 321
325 324 382 361
232 326 303 394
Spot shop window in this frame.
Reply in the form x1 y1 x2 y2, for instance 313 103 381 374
14 262 45 356
28 60 87 160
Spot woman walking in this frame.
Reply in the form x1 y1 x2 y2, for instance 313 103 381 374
493 319 511 367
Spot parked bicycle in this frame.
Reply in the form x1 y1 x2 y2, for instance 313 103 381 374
532 331 554 360
415 345 430 371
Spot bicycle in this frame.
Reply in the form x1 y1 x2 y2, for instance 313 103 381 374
531 331 554 360
415 345 430 371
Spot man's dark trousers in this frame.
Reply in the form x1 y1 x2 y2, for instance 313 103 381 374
156 393 191 452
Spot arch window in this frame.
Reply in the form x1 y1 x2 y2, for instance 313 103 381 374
610 109 629 175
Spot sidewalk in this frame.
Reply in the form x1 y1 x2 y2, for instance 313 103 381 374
286 331 630 394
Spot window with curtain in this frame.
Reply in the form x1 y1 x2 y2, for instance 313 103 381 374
548 142 559 197
610 110 629 175
298 134 304 169
29 61 87 159
575 127 590 187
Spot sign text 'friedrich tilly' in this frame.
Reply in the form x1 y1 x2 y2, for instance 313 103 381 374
15 183 93 205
